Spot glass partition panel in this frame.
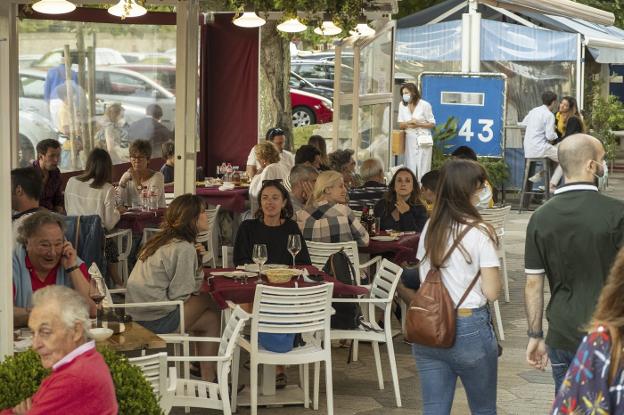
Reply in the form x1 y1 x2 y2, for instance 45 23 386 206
356 102 390 165
338 45 354 95
337 103 353 150
359 30 393 95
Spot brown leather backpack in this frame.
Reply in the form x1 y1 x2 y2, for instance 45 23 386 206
405 225 481 348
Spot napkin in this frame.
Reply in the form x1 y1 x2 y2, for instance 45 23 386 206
218 183 236 191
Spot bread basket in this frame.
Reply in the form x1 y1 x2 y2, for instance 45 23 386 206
264 268 300 284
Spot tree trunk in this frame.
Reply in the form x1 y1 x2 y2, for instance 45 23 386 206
259 21 293 150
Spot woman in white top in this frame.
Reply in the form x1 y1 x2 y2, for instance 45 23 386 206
64 148 126 287
398 82 436 181
248 141 290 213
413 159 501 415
118 139 166 208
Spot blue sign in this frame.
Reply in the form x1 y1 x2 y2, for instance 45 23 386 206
420 73 506 157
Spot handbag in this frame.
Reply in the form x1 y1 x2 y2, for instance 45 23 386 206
391 130 406 155
404 225 481 348
416 132 433 147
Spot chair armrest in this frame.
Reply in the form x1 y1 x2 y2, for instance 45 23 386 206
359 255 382 269
105 229 131 239
167 367 177 393
108 288 127 295
105 300 183 309
168 356 230 363
162 335 222 343
226 300 237 310
331 298 391 304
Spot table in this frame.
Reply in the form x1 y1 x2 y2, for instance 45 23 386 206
117 208 166 236
98 322 166 353
361 232 421 265
164 185 249 213
203 265 369 309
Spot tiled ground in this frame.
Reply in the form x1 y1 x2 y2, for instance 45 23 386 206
173 167 624 415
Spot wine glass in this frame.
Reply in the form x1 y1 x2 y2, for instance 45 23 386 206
89 277 105 328
287 234 301 269
252 244 268 276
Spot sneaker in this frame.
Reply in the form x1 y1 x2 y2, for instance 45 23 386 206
529 171 543 183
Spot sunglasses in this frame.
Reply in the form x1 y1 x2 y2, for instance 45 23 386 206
267 128 285 139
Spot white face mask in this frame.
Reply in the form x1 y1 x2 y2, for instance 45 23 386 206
473 184 492 209
402 94 411 103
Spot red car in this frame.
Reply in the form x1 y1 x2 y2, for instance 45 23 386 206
290 88 333 127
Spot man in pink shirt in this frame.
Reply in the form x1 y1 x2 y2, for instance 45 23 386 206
1 286 117 414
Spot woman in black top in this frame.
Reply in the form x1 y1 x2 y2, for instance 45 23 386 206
234 180 311 266
374 167 428 232
554 96 585 144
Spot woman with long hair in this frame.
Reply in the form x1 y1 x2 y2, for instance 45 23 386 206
297 170 369 246
551 248 624 413
555 96 585 142
398 82 436 181
308 135 330 170
374 167 427 232
64 148 126 287
413 159 501 414
125 194 220 381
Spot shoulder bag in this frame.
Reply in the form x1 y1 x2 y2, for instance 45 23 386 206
404 225 481 348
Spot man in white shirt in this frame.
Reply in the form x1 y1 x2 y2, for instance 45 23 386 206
246 127 295 178
520 91 559 184
11 167 43 246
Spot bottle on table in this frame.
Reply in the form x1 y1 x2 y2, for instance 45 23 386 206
232 166 241 185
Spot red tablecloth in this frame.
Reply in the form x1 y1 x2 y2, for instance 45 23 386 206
164 185 249 213
202 265 369 309
116 208 166 235
360 232 421 265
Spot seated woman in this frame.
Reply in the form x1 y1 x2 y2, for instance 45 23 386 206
297 170 369 247
374 167 427 233
12 211 94 328
125 194 220 381
248 141 290 213
65 148 126 287
233 180 311 389
328 148 361 189
118 139 166 208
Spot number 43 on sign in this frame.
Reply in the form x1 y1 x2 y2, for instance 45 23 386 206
457 119 494 143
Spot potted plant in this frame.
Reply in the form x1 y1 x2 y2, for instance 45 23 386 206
0 347 162 415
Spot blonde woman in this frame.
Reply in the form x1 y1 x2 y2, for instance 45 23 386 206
296 170 369 246
248 141 290 213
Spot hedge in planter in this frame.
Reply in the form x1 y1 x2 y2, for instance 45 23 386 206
0 347 162 415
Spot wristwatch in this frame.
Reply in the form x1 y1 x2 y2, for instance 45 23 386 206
64 265 80 274
527 329 544 339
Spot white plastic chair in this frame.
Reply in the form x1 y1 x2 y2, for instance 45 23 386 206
160 306 250 414
128 352 174 414
197 205 221 268
330 259 403 407
306 240 381 286
105 228 133 285
142 227 160 247
480 205 511 303
232 284 335 415
165 192 175 206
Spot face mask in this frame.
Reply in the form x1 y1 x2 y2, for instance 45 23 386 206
592 160 605 178
402 94 411 103
473 184 492 209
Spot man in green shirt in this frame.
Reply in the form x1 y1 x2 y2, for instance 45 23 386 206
524 133 624 394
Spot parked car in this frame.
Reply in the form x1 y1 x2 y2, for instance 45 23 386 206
114 64 177 93
290 71 333 100
291 59 354 90
294 51 354 67
290 88 333 127
18 110 60 168
31 47 127 70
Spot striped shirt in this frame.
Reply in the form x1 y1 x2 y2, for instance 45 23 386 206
296 201 369 246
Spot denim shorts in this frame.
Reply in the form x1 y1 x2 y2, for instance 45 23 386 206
138 309 180 334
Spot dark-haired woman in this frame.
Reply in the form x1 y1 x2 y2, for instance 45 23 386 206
374 167 427 233
65 148 126 287
551 96 586 189
412 159 501 415
125 194 220 381
118 139 166 208
551 247 624 414
234 180 311 266
398 82 435 181
308 135 331 171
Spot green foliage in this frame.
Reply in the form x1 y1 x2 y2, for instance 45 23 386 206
0 348 161 414
585 84 624 162
394 0 447 20
431 116 458 169
292 124 318 149
480 157 510 188
576 0 624 28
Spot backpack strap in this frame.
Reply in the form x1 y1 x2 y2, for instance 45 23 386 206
455 270 481 310
426 224 473 273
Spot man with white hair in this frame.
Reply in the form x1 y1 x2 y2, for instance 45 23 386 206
289 164 319 212
1 286 117 414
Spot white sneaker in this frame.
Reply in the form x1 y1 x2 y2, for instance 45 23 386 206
529 171 543 183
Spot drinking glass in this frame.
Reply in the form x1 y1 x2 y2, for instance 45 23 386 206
287 234 302 269
149 185 159 210
89 277 105 328
141 187 150 211
252 244 268 276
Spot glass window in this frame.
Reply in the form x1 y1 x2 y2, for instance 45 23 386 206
360 30 393 95
20 74 45 99
357 103 390 163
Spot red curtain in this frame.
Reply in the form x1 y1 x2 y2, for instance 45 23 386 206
199 14 259 176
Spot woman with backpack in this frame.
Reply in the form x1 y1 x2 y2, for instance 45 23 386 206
412 159 501 415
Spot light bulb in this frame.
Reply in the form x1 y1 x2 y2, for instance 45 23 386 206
276 17 307 33
108 0 147 18
233 12 266 28
313 21 342 36
32 0 76 14
350 23 376 37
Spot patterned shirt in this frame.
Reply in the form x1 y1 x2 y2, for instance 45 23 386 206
552 326 624 415
32 160 63 211
296 201 369 246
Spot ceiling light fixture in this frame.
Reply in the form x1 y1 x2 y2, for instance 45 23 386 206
233 12 266 28
276 17 307 33
314 21 342 36
32 0 76 14
108 0 147 18
350 22 375 37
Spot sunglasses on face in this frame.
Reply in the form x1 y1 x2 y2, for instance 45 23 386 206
267 128 285 139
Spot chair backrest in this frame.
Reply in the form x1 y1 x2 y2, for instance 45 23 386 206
129 352 169 397
216 306 250 378
369 259 403 311
142 227 160 246
306 240 362 283
196 205 220 266
63 215 105 275
250 284 334 353
164 192 175 206
480 205 511 236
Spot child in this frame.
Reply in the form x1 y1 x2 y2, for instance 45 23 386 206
420 169 439 216
160 141 175 184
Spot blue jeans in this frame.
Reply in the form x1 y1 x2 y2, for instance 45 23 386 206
547 346 576 395
139 309 180 334
412 306 498 415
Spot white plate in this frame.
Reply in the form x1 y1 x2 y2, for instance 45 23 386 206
371 235 399 242
211 270 257 278
242 264 288 273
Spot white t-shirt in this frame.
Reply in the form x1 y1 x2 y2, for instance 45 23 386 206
520 105 558 158
246 146 294 172
65 177 121 231
397 100 435 142
416 221 500 308
119 171 166 208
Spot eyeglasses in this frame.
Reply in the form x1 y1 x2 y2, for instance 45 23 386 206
130 155 147 161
